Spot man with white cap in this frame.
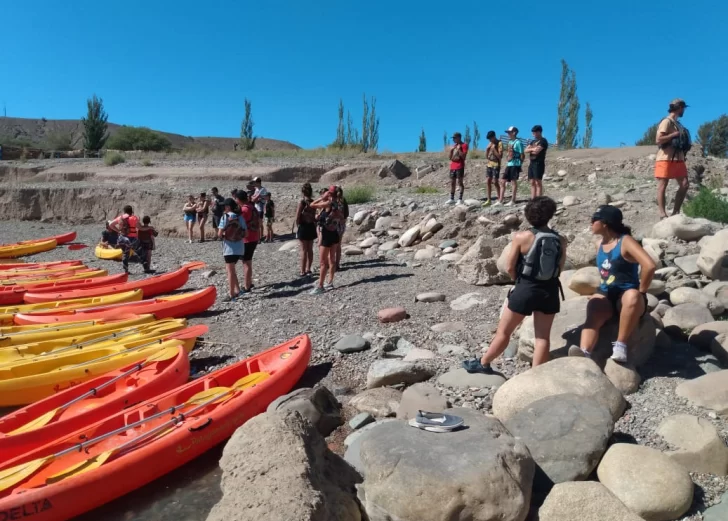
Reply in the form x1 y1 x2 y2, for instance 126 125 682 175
250 176 268 236
655 99 691 219
501 126 524 206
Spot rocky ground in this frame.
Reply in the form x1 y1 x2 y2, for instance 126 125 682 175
1 145 728 521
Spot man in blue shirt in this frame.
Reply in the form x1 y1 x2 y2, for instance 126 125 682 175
501 126 523 206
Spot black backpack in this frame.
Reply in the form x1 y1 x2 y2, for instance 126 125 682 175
519 228 562 281
660 118 692 158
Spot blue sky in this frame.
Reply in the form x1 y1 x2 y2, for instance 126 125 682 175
1 1 725 152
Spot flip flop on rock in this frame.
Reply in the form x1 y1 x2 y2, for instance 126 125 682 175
408 410 464 433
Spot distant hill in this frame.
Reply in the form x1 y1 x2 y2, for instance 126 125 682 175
0 117 300 151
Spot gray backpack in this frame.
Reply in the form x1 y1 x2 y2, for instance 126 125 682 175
520 228 562 281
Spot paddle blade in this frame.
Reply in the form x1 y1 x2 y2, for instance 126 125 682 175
233 372 271 390
7 409 59 436
0 457 51 493
45 450 114 484
145 346 181 363
67 244 88 251
187 386 234 406
184 261 207 271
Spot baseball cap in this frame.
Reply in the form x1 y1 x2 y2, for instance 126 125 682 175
591 205 623 227
252 177 262 184
669 98 689 109
531 125 543 133
505 126 519 134
486 130 496 139
328 185 338 194
451 132 462 139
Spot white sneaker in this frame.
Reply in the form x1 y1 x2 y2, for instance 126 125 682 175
445 199 456 206
492 201 502 206
187 240 193 244
611 343 628 363
456 200 465 206
505 201 514 207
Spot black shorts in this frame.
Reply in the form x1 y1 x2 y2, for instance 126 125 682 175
101 230 118 246
242 241 258 261
596 288 648 317
140 240 154 252
297 223 317 241
320 228 340 248
507 280 560 316
449 168 465 180
528 162 546 180
486 167 500 180
224 254 242 264
504 166 522 182
212 214 223 229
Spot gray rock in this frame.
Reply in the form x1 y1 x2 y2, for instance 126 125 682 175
449 292 488 311
202 269 217 279
439 252 462 263
604 360 641 395
381 337 416 359
651 214 717 241
349 412 375 430
657 414 728 475
377 240 399 252
267 387 343 437
456 258 511 286
663 302 715 336
402 348 436 362
437 344 469 357
343 246 364 256
358 214 377 233
538 482 644 521
674 254 701 275
441 246 456 254
504 394 614 484
334 334 371 354
413 246 439 261
358 409 534 521
703 491 728 521
697 229 728 280
415 291 446 303
348 387 402 418
366 359 434 389
344 419 398 474
670 286 725 316
675 370 728 417
439 239 458 249
396 383 449 420
430 321 466 333
437 368 506 389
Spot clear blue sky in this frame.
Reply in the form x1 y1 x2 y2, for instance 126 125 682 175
1 1 726 152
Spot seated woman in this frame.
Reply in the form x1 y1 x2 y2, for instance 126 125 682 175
569 205 656 363
100 221 118 247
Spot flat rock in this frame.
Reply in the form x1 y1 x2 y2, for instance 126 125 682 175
657 414 728 475
415 291 446 303
597 443 694 521
604 359 641 395
504 394 614 484
449 292 488 311
674 254 701 275
343 418 398 473
568 266 600 295
703 491 728 521
413 246 439 261
675 370 728 417
463 198 481 207
374 216 392 230
492 357 626 422
334 334 371 354
381 336 416 359
562 195 580 207
688 320 728 352
266 387 343 437
377 307 407 323
538 482 644 521
378 240 399 252
442 246 456 254
343 246 364 256
278 240 299 252
670 286 725 316
349 412 375 430
651 214 716 241
396 382 449 420
430 321 466 333
439 252 462 263
398 225 421 247
437 368 506 389
358 236 380 248
662 303 715 335
402 348 436 362
697 229 728 280
439 239 458 249
437 344 469 357
348 387 402 418
366 359 434 389
358 408 534 521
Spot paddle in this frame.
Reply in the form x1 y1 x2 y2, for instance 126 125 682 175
67 244 88 251
7 347 182 436
183 261 207 271
0 371 270 491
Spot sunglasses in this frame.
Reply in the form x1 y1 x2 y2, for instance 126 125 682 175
591 216 601 223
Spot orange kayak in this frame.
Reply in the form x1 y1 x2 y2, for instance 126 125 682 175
23 263 205 304
0 334 310 521
0 261 83 272
0 273 120 306
0 232 77 248
0 345 191 458
14 286 217 325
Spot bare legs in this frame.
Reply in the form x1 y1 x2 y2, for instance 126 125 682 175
530 179 543 199
616 290 646 344
316 245 331 289
479 308 554 367
242 260 253 291
198 216 207 242
225 262 240 298
656 177 690 219
579 295 613 353
510 180 518 204
186 220 194 242
531 312 555 366
299 239 314 275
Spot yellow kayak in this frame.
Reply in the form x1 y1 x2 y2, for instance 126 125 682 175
0 318 187 365
95 244 123 261
0 270 108 287
0 290 143 326
0 315 155 347
0 239 57 259
0 339 190 406
0 264 88 279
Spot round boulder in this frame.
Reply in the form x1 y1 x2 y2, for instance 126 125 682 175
670 286 725 316
662 303 714 336
538 481 644 521
568 266 601 295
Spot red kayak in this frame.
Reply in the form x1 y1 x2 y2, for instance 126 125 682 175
0 261 83 272
23 263 205 304
0 274 127 306
0 344 192 458
14 286 217 325
0 232 77 248
0 335 310 521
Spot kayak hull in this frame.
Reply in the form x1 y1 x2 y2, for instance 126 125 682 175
0 232 77 248
0 346 190 458
3 273 130 306
95 245 122 261
0 240 57 259
0 260 82 271
0 335 311 521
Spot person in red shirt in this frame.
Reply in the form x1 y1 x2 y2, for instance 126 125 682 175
108 205 151 274
236 191 260 293
448 132 469 205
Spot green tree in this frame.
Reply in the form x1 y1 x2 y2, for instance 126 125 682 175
556 60 580 149
443 131 447 149
635 122 659 146
82 94 109 151
361 94 370 152
345 110 355 146
418 128 427 152
582 102 594 148
698 115 728 158
334 99 345 148
240 98 255 151
368 96 379 152
464 125 471 146
472 121 481 150
106 127 172 151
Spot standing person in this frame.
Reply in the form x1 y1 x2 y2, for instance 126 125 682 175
137 216 158 269
462 197 566 373
655 99 691 219
196 192 210 243
183 195 196 244
309 186 344 295
334 186 349 270
525 125 548 199
295 183 317 277
484 130 503 206
447 132 469 205
569 206 656 363
250 177 269 237
263 192 275 243
217 198 247 300
109 205 150 274
237 191 260 294
210 187 225 240
502 126 524 206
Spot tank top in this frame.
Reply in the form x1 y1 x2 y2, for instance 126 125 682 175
597 236 639 292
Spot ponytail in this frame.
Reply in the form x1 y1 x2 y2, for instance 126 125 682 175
611 223 632 236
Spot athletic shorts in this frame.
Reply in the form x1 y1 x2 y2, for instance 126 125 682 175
265 217 274 225
528 162 546 180
224 254 241 264
486 166 500 179
184 213 196 223
297 223 317 241
507 280 560 316
654 160 687 179
320 228 340 248
449 168 465 180
140 240 154 252
242 241 258 261
596 288 648 317
212 214 223 229
503 166 521 182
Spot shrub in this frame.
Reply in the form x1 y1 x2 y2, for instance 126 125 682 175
44 131 77 151
344 185 375 204
106 127 172 152
683 188 728 224
104 151 126 166
141 159 153 167
414 186 439 194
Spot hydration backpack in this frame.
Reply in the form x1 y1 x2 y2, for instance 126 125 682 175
519 228 562 281
243 203 260 235
300 198 316 224
222 213 246 242
117 215 131 236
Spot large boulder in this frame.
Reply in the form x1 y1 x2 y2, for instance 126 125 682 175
349 387 402 418
538 482 644 521
675 370 728 417
395 382 449 419
398 225 421 247
503 394 614 484
449 292 488 311
568 266 601 295
669 286 725 315
358 408 534 521
566 231 599 269
697 229 728 280
673 254 701 275
206 411 362 521
559 270 582 300
597 444 694 521
383 159 412 179
496 242 512 275
651 214 717 241
518 296 656 366
456 258 511 286
662 303 714 336
657 414 728 475
492 357 626 422
703 280 728 308
267 387 343 437
459 235 495 262
604 359 641 395
689 321 728 357
366 359 434 389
